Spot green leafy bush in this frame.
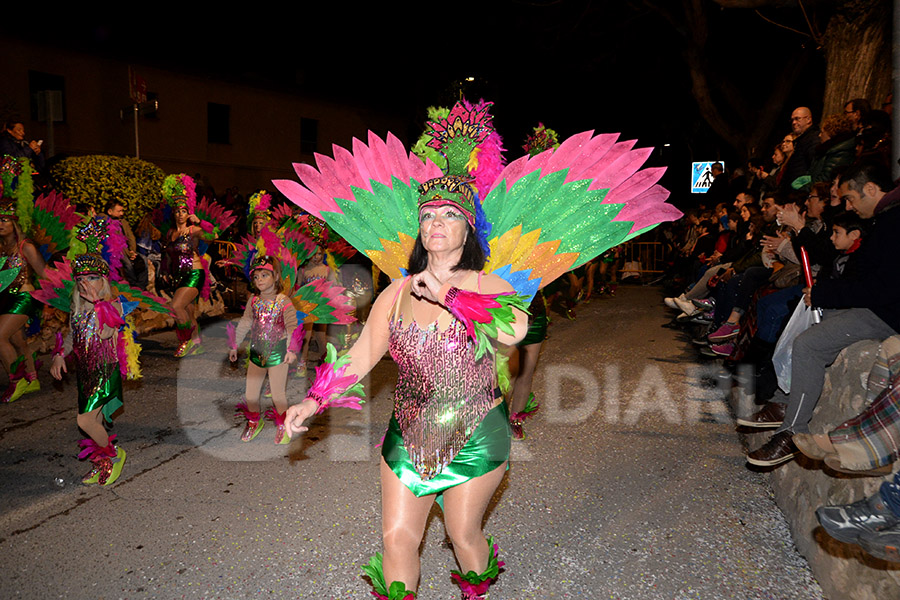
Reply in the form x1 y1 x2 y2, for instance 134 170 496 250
50 155 165 225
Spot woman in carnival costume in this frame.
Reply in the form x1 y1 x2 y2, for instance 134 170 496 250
159 173 235 357
0 156 45 403
38 216 169 486
276 101 680 598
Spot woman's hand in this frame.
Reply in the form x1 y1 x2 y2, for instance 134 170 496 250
285 398 319 437
285 351 297 365
228 349 238 362
188 214 201 225
50 355 66 380
410 271 443 304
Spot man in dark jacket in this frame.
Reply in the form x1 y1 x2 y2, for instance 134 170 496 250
739 162 900 466
779 107 819 192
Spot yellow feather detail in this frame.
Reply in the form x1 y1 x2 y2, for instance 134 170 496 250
367 232 416 279
466 147 480 173
123 320 142 380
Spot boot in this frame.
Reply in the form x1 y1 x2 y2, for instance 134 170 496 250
8 371 40 403
174 321 203 357
361 552 417 599
450 536 504 599
236 400 264 442
78 435 126 486
510 393 540 440
266 407 291 445
0 359 26 403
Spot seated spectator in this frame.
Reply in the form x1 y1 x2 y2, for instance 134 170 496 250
705 194 784 352
794 333 899 475
739 162 900 467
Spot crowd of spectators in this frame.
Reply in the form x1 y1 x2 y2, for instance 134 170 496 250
663 96 900 563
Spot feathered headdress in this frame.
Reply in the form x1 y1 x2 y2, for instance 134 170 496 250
248 190 272 221
70 216 112 277
420 102 494 226
522 123 560 157
162 173 197 213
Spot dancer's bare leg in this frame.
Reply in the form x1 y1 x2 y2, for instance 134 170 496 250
510 342 542 414
380 458 435 593
11 327 35 376
244 362 266 413
76 407 109 447
443 461 507 573
267 362 290 414
0 314 28 374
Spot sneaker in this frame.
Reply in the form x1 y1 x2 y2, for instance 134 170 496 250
674 297 698 316
692 298 715 311
691 336 710 347
690 311 714 325
510 420 525 440
708 322 739 342
816 491 900 544
241 419 264 442
710 342 734 357
859 524 900 562
736 402 785 428
746 431 798 467
103 446 127 486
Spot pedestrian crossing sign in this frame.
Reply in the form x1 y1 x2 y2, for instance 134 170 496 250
691 161 723 194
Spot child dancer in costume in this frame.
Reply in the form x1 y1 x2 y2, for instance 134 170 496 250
45 219 135 485
224 217 355 444
229 256 298 444
159 174 235 357
277 101 680 599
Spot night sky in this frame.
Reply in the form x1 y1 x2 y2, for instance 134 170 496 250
8 2 825 203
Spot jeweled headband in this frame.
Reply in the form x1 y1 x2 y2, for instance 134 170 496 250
73 253 110 277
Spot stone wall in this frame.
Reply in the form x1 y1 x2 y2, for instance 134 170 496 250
741 340 900 600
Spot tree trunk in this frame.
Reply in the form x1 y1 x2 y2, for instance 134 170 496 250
821 0 892 117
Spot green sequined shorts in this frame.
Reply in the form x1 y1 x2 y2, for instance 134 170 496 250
177 269 205 291
382 402 511 498
0 291 40 319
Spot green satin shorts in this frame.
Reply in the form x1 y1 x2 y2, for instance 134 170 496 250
78 367 123 424
250 338 288 368
0 291 39 319
382 402 511 498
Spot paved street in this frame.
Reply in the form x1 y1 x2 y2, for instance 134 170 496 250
0 285 824 599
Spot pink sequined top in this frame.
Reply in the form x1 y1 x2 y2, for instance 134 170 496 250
387 277 496 479
233 294 298 361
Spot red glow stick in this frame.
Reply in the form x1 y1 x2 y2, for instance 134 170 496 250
800 246 814 288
